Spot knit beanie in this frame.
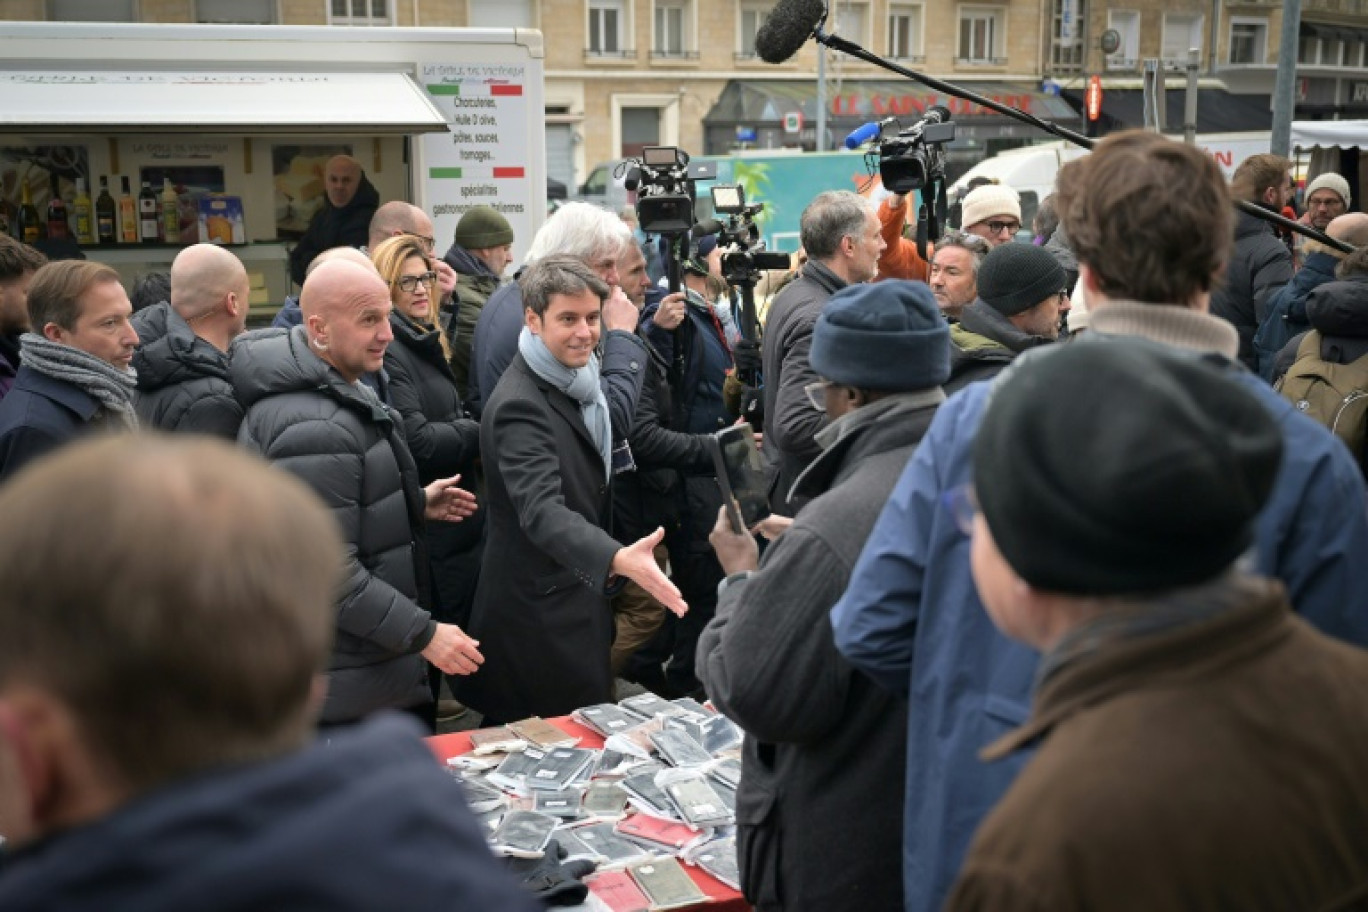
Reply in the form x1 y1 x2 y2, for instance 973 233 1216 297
455 206 514 250
974 339 1282 595
809 280 950 391
960 184 1021 229
1306 172 1351 208
684 234 718 276
976 243 1067 316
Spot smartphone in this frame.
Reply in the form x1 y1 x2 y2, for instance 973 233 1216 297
708 424 771 534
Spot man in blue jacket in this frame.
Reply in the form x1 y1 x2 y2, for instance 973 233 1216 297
831 129 1368 912
0 434 538 912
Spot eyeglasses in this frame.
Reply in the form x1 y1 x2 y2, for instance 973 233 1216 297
408 233 436 253
394 272 437 292
804 379 834 412
984 220 1021 236
940 483 980 536
940 230 990 253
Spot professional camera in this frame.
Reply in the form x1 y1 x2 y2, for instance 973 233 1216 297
621 146 715 235
707 184 791 286
876 105 956 194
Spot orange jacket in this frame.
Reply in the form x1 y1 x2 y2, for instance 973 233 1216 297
875 196 931 282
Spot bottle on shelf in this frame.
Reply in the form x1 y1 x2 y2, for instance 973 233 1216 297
138 180 159 244
160 178 180 245
18 180 43 245
96 176 116 245
118 176 137 244
73 176 93 245
46 174 70 242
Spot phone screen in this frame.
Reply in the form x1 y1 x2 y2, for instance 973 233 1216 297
709 424 771 534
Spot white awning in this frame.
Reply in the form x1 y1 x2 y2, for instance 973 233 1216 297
0 71 450 134
1291 120 1368 151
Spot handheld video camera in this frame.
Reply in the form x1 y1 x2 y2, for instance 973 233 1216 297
622 146 716 235
707 184 791 286
877 105 956 194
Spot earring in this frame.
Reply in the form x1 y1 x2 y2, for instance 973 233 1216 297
310 336 329 351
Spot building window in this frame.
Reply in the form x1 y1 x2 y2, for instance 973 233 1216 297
1050 0 1085 73
1161 12 1204 66
589 0 629 56
958 5 1006 64
653 1 696 58
330 0 391 24
1228 18 1268 64
469 0 534 28
888 3 924 59
1326 39 1346 66
196 0 275 22
832 1 869 46
1105 9 1140 70
49 0 136 19
738 3 775 59
1298 35 1320 65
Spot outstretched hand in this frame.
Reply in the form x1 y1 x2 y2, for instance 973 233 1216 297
612 527 687 616
424 474 478 522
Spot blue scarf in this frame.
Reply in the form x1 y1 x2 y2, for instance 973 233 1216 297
518 326 612 481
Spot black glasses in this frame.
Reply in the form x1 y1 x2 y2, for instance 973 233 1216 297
984 220 1021 236
394 272 437 292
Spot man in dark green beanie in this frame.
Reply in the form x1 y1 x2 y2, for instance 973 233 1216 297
443 206 515 400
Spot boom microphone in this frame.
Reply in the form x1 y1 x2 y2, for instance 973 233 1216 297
755 0 827 64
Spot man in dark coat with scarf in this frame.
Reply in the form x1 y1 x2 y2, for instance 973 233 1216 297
946 340 1368 911
458 256 686 725
287 155 380 287
699 280 948 911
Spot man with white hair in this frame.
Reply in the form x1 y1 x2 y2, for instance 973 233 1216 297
131 243 249 438
468 201 646 427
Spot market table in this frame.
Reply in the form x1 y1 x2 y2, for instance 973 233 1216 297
429 715 751 911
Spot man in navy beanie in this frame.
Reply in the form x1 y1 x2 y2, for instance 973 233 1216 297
697 280 949 911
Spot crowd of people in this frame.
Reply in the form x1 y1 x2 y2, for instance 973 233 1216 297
1 137 1367 910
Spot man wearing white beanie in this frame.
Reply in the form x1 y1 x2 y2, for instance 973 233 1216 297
1301 172 1351 232
959 183 1022 248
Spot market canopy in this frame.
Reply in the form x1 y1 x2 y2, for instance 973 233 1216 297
1291 120 1368 150
0 71 449 134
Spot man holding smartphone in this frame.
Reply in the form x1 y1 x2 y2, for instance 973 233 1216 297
697 280 950 910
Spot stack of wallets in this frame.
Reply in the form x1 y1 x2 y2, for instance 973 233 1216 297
457 700 743 892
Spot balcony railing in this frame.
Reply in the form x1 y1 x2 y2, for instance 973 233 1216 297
954 55 1009 65
584 47 637 61
889 53 927 63
650 49 701 60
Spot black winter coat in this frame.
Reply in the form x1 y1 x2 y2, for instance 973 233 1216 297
131 302 242 439
384 312 483 622
233 327 435 723
1211 207 1294 370
458 353 628 722
287 174 380 286
1273 273 1368 381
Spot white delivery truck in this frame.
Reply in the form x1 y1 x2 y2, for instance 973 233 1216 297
0 22 546 319
947 132 1270 234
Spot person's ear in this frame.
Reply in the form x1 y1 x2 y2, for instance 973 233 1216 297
0 696 52 845
41 322 65 344
524 308 542 335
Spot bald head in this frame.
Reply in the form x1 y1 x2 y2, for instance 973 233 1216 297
168 244 249 350
301 259 387 321
368 201 433 252
1328 213 1368 248
324 155 363 209
300 259 393 383
306 245 377 279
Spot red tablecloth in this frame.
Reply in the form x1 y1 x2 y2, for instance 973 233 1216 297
428 716 751 911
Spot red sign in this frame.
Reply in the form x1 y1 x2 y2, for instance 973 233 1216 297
1085 75 1103 121
829 91 1037 119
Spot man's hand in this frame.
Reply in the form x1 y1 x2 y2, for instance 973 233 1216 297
752 514 792 541
422 623 484 675
889 191 908 210
653 292 687 331
612 527 687 616
709 505 760 576
601 286 639 333
435 259 458 303
424 474 478 522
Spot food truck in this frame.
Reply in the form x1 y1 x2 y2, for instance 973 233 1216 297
0 21 547 321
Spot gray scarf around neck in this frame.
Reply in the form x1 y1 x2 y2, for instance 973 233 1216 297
518 326 612 481
19 332 139 429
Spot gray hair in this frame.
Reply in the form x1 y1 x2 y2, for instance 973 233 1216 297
800 191 874 261
526 201 633 267
934 230 991 277
519 254 610 317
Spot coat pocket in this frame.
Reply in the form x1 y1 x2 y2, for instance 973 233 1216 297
533 567 584 596
735 780 784 907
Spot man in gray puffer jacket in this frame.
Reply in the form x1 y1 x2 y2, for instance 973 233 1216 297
233 259 484 728
132 245 248 439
